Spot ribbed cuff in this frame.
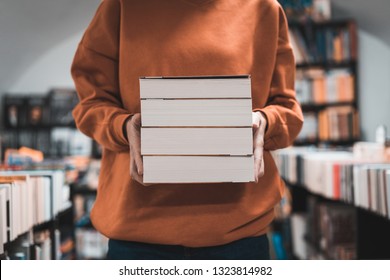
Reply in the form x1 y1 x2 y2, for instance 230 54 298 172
112 113 134 146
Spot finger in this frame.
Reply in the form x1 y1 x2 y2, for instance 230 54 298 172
131 163 153 186
253 127 264 181
129 150 135 176
130 137 144 175
129 126 143 176
252 112 260 132
259 157 265 178
132 169 144 185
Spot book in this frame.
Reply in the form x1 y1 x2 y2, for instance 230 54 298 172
0 184 11 249
3 95 27 128
139 75 251 99
143 156 254 183
290 213 308 260
141 128 252 156
141 99 252 127
48 88 78 126
140 75 254 184
26 95 50 126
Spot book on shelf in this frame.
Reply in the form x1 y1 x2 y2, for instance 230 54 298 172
48 88 78 126
273 146 390 219
296 68 355 105
26 95 50 126
33 230 52 260
140 75 254 184
278 0 331 21
318 203 356 259
318 106 359 141
0 176 31 243
3 95 27 128
289 21 357 64
290 213 308 259
0 183 10 254
0 169 70 248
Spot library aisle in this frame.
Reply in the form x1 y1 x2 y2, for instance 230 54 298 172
1 0 390 260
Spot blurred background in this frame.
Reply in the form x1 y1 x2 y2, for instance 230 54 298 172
0 0 389 260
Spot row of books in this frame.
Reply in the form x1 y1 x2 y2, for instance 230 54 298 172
273 146 390 219
291 200 357 260
318 106 359 141
289 23 357 64
295 69 355 104
0 169 71 255
279 0 331 21
296 106 359 142
140 76 255 183
1 128 92 159
3 88 78 128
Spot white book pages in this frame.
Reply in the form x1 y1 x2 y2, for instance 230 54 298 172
36 178 44 224
143 156 254 183
0 190 4 253
378 169 387 217
43 177 51 222
140 76 251 99
353 166 361 207
0 185 10 244
141 127 253 156
360 167 370 210
141 99 252 127
10 182 20 240
369 168 377 211
291 214 308 260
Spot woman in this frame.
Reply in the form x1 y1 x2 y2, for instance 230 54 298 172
71 0 303 260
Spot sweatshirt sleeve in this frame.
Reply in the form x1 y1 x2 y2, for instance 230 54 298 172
71 0 132 152
255 4 304 151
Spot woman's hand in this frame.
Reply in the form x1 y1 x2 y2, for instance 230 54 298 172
125 113 150 186
252 111 267 182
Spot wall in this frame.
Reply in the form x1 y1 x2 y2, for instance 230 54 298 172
9 33 82 93
358 30 390 141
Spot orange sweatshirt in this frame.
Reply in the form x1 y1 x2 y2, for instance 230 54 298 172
71 0 303 247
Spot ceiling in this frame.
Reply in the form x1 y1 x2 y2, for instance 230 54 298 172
0 0 389 92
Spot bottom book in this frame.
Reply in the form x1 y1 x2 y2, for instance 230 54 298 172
143 156 254 184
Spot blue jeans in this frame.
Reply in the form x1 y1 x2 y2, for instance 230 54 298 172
107 234 270 260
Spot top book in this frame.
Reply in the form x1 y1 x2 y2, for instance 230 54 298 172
139 75 251 99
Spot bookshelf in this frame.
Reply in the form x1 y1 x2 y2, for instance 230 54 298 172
289 19 360 146
71 183 108 259
0 169 75 260
1 88 92 159
0 86 104 259
272 147 390 259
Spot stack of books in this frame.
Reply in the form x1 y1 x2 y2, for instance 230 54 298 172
140 75 254 184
